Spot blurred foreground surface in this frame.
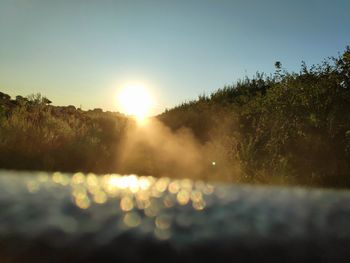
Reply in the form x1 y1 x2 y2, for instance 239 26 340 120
0 170 349 263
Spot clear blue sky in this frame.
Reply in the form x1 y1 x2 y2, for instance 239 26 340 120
1 0 349 114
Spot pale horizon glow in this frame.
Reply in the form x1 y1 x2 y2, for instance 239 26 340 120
117 83 155 122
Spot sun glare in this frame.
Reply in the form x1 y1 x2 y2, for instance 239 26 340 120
117 83 154 122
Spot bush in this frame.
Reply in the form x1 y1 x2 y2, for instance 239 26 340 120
0 94 130 173
159 47 350 187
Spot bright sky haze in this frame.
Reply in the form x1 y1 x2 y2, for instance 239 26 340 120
1 0 349 114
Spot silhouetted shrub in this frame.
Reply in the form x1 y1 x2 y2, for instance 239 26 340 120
159 47 350 187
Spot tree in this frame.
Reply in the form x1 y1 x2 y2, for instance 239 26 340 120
0 92 11 101
274 61 282 81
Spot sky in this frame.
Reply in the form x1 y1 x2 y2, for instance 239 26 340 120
0 0 350 114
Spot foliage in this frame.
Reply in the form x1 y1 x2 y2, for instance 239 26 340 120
159 47 350 187
0 93 130 173
1 47 350 187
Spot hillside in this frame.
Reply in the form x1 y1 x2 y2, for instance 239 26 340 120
159 47 350 187
1 47 350 187
0 93 131 173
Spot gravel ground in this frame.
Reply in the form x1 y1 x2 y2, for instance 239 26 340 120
0 170 349 262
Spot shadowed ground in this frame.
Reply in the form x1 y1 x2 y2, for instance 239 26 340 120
0 170 349 262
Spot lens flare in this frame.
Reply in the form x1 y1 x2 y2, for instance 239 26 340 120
117 83 154 123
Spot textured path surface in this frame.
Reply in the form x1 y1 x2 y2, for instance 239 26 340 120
0 170 349 262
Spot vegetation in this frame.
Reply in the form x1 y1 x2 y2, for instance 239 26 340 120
0 93 131 173
1 47 350 188
159 47 350 187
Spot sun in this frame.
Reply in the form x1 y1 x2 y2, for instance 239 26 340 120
117 83 154 122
